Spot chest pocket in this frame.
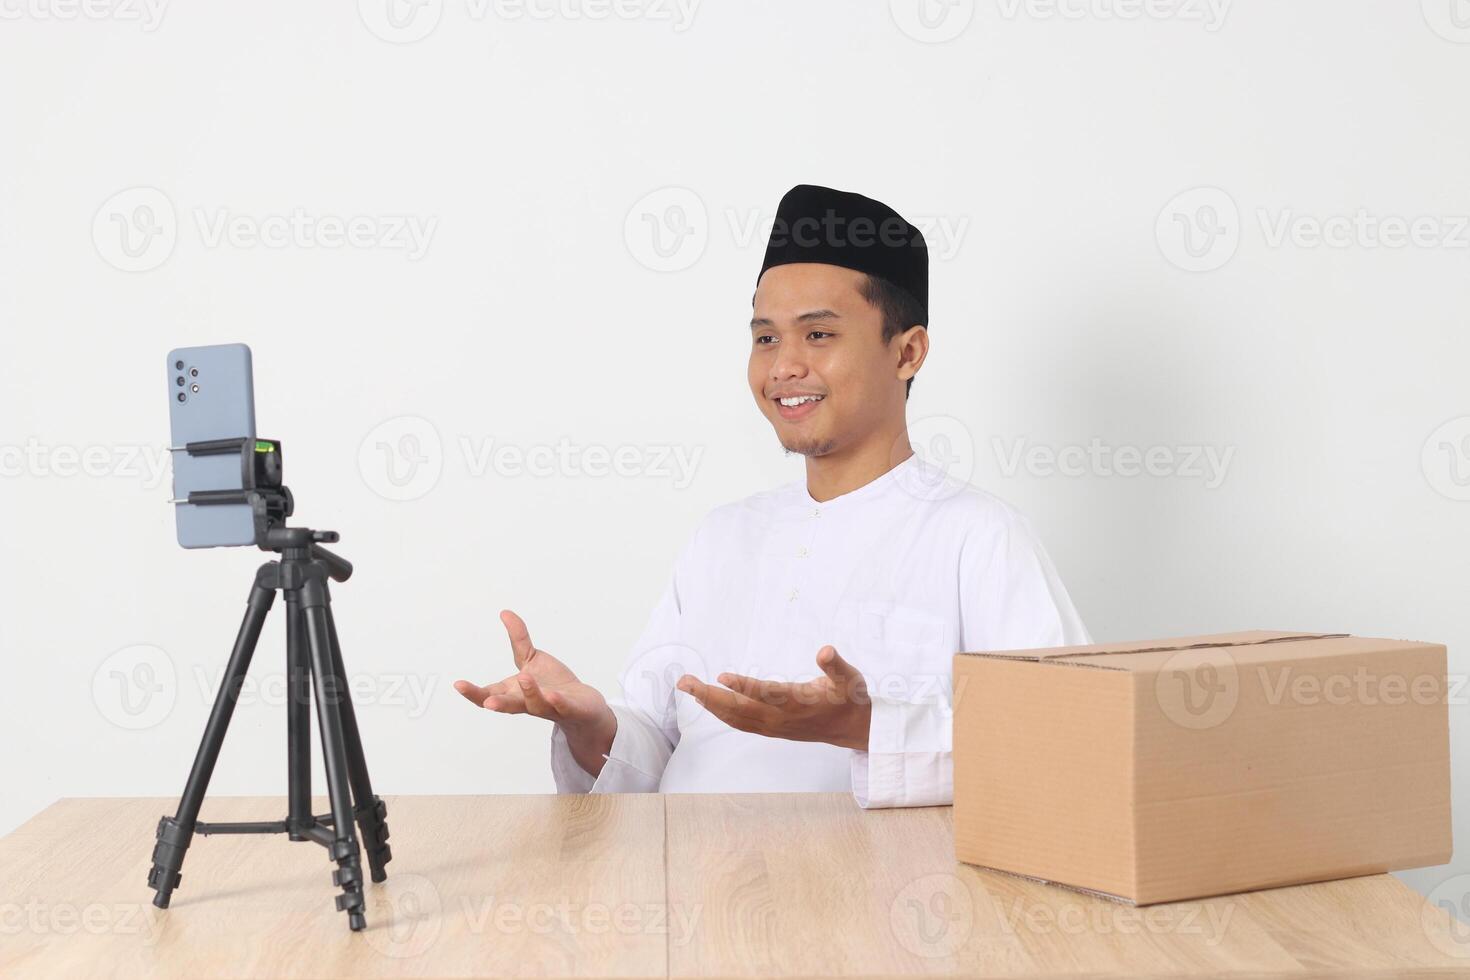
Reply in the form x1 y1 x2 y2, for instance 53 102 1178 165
854 600 951 662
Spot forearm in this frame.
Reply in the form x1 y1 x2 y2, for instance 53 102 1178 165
561 708 618 778
550 703 674 794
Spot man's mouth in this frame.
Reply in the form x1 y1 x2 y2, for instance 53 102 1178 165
773 393 825 421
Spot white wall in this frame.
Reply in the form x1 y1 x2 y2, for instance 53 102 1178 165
2 0 1466 906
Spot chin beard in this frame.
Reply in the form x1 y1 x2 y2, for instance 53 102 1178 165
780 436 838 458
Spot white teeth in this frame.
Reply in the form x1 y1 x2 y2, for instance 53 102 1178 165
778 395 823 407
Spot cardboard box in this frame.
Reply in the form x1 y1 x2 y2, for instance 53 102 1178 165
953 631 1452 905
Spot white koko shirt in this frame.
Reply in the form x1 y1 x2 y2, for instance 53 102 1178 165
550 453 1090 808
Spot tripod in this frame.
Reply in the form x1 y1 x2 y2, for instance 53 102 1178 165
146 522 392 931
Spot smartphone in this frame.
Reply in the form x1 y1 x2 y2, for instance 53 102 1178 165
167 344 258 548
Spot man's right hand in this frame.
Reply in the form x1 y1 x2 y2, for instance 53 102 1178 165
454 610 618 778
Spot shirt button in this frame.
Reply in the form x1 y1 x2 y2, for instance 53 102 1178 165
788 588 800 602
810 508 821 519
797 546 808 558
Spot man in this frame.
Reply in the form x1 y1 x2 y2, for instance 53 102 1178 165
455 184 1089 807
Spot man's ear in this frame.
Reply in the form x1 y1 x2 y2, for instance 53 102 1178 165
895 325 929 384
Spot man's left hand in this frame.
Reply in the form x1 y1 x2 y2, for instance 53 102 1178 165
676 646 872 751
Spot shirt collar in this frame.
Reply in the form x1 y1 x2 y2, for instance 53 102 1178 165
800 452 922 511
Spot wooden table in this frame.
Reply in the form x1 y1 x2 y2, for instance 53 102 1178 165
0 794 1464 978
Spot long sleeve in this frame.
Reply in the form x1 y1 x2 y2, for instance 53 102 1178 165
550 703 671 793
548 535 696 794
848 514 1090 809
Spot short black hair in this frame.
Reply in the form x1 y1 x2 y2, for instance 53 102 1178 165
859 274 927 397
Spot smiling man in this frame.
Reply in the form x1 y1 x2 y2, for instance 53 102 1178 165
455 184 1089 807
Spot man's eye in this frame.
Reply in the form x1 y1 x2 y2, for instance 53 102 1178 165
808 331 833 341
754 334 777 345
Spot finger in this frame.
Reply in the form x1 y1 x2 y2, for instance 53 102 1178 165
516 672 560 721
454 673 522 705
482 691 527 714
678 675 776 731
500 609 538 669
811 643 864 705
718 672 792 706
453 679 494 707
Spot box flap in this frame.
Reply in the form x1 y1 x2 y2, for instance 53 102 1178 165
958 630 1350 671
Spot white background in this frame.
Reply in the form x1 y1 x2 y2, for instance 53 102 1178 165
2 0 1467 910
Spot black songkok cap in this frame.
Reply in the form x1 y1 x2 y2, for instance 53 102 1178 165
757 184 928 319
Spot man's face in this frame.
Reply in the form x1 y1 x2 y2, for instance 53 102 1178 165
748 263 909 458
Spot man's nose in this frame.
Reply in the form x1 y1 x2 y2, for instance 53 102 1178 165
770 344 809 381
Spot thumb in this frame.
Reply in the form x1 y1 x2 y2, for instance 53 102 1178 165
500 609 537 669
816 646 865 699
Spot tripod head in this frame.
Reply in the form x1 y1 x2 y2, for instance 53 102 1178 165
263 526 353 583
178 438 351 582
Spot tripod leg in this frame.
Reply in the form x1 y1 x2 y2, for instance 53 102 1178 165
148 572 276 910
286 595 312 840
302 581 367 931
325 607 392 883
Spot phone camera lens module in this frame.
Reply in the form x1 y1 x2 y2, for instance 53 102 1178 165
174 360 184 370
190 368 198 377
191 384 200 393
176 376 185 386
177 392 186 403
